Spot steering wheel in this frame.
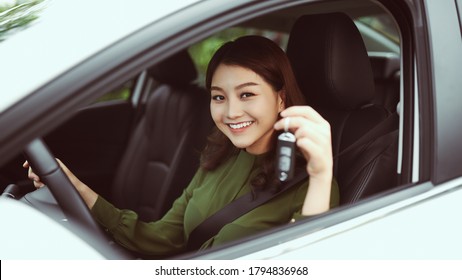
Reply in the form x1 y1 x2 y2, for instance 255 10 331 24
22 138 131 259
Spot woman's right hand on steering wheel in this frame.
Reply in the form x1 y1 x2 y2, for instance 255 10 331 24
23 159 98 209
23 160 45 189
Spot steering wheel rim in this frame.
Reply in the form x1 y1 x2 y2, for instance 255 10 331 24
23 138 101 231
22 138 132 259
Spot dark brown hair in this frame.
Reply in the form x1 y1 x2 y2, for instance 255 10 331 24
201 35 306 192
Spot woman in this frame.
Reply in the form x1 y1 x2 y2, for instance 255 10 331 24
25 36 339 257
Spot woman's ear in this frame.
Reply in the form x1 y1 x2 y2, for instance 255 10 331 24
278 89 286 113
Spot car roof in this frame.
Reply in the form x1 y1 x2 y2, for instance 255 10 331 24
0 0 201 113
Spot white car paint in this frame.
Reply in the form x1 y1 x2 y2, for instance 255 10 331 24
0 0 200 113
238 178 462 259
0 197 104 259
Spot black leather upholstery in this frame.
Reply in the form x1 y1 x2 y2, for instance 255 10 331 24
111 50 211 221
287 13 398 204
149 50 198 86
370 54 401 113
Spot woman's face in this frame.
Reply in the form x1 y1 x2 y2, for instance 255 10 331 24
210 64 284 155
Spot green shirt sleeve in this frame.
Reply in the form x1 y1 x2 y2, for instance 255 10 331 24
91 168 206 257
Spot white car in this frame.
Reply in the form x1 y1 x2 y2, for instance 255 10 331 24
1 0 461 260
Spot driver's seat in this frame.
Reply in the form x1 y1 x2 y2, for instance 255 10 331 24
110 50 211 221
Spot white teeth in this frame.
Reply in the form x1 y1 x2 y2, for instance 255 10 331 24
229 121 253 129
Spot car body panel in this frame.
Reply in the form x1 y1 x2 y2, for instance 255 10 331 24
423 0 462 184
0 0 200 113
235 180 462 259
0 197 104 259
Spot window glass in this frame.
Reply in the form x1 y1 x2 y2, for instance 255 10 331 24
93 80 133 103
357 14 400 44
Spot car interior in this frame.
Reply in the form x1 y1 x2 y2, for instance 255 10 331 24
109 50 212 222
286 12 399 204
0 0 404 257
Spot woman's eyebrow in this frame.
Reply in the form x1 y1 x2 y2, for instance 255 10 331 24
210 86 223 92
211 82 259 92
236 82 259 90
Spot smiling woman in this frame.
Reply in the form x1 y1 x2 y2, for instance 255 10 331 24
203 35 337 216
203 35 306 178
209 65 284 154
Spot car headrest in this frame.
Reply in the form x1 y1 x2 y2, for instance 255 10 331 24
149 50 197 86
287 13 375 110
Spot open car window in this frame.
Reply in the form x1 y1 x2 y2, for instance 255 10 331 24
3 0 461 261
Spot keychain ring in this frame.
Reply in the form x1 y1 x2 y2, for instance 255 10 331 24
284 117 291 132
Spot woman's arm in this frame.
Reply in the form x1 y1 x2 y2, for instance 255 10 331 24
23 159 206 256
23 159 98 209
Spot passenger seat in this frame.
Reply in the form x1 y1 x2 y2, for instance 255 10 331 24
369 53 401 113
110 50 211 221
287 13 399 204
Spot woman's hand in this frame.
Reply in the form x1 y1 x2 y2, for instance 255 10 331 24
23 159 98 209
274 106 333 179
23 160 45 189
274 106 333 215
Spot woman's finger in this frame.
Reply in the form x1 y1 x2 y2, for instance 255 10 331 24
274 115 331 140
280 106 325 123
24 161 45 188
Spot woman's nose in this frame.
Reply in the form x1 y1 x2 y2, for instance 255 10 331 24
226 99 243 119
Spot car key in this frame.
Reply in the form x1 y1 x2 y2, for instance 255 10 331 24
277 118 296 181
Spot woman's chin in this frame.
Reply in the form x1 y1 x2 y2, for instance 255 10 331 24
231 142 250 150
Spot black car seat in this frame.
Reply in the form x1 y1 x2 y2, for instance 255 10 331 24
369 54 401 113
111 50 211 221
287 13 399 204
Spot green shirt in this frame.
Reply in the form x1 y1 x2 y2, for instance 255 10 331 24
91 150 339 257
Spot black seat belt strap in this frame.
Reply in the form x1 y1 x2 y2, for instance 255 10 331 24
187 170 308 251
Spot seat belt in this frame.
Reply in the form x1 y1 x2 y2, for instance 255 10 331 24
187 170 308 251
187 112 399 251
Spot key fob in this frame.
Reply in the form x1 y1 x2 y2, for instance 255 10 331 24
276 132 296 181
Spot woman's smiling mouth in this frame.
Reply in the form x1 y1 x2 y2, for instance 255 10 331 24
227 121 254 130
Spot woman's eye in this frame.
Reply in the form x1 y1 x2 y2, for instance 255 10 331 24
212 95 225 101
241 92 255 99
